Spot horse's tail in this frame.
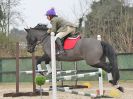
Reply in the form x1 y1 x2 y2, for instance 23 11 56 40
101 41 120 85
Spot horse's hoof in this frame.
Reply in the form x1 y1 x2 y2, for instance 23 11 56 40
46 72 52 76
36 72 44 76
39 72 45 76
117 86 124 93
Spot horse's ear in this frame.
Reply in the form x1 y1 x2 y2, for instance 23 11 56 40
24 28 30 32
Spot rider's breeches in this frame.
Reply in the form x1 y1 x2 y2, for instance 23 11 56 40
55 26 76 40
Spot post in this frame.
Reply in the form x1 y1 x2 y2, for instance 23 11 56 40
0 59 2 82
60 62 64 86
32 53 36 93
51 32 57 99
97 35 103 96
16 42 19 93
74 62 78 86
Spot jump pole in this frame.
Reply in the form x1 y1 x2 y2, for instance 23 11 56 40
97 35 104 95
51 32 57 99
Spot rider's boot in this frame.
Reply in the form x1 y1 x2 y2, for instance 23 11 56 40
55 37 66 55
46 64 52 75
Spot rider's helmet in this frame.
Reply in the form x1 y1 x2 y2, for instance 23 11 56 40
46 8 57 16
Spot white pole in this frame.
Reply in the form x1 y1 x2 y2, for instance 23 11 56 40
51 32 57 99
97 35 104 96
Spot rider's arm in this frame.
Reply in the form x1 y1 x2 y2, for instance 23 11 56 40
47 22 52 33
50 18 58 33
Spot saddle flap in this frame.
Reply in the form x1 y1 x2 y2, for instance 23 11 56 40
63 35 81 50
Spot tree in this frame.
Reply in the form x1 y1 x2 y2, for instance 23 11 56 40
71 0 91 37
85 0 133 53
0 5 3 20
0 5 4 30
0 0 23 36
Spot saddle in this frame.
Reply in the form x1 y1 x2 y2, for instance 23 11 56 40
63 35 81 50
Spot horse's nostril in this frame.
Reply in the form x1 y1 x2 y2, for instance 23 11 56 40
27 48 32 52
27 49 30 52
27 47 35 53
27 50 32 53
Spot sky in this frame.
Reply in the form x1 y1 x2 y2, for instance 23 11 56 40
16 0 93 30
12 0 133 30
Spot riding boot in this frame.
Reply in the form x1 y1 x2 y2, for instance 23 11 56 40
55 37 65 55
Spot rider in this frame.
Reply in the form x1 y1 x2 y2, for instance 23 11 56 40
46 8 76 55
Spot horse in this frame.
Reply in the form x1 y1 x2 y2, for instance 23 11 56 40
25 26 124 92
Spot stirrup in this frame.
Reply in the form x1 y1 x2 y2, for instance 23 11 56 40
56 50 66 55
60 50 66 55
56 51 60 55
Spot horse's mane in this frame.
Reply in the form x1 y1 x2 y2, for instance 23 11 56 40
32 24 48 31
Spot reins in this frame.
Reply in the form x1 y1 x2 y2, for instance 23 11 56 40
36 33 49 45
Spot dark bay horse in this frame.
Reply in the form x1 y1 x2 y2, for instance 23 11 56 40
25 26 124 92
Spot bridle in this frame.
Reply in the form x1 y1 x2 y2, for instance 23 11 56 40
27 28 49 49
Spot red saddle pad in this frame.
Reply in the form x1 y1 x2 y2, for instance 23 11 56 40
64 35 81 50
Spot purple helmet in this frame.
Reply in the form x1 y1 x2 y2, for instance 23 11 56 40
46 8 56 16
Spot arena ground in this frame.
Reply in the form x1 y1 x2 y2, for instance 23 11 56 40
0 81 133 99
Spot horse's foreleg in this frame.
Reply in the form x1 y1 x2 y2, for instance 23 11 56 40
41 54 51 75
36 54 51 75
36 56 44 71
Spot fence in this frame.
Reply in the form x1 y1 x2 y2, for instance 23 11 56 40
0 53 133 82
0 42 133 82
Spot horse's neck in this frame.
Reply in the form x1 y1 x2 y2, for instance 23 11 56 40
34 30 46 41
41 35 51 48
43 35 51 44
42 36 51 56
36 33 44 41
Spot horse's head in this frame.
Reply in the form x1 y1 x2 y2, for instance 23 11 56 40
25 24 49 53
25 28 38 53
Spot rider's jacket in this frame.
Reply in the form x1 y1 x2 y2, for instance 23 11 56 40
50 16 76 33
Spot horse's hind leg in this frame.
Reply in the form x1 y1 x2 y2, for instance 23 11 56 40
91 62 124 92
91 62 112 74
92 62 118 83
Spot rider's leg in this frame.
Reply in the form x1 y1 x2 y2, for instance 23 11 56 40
55 26 76 39
55 26 76 54
55 37 65 54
